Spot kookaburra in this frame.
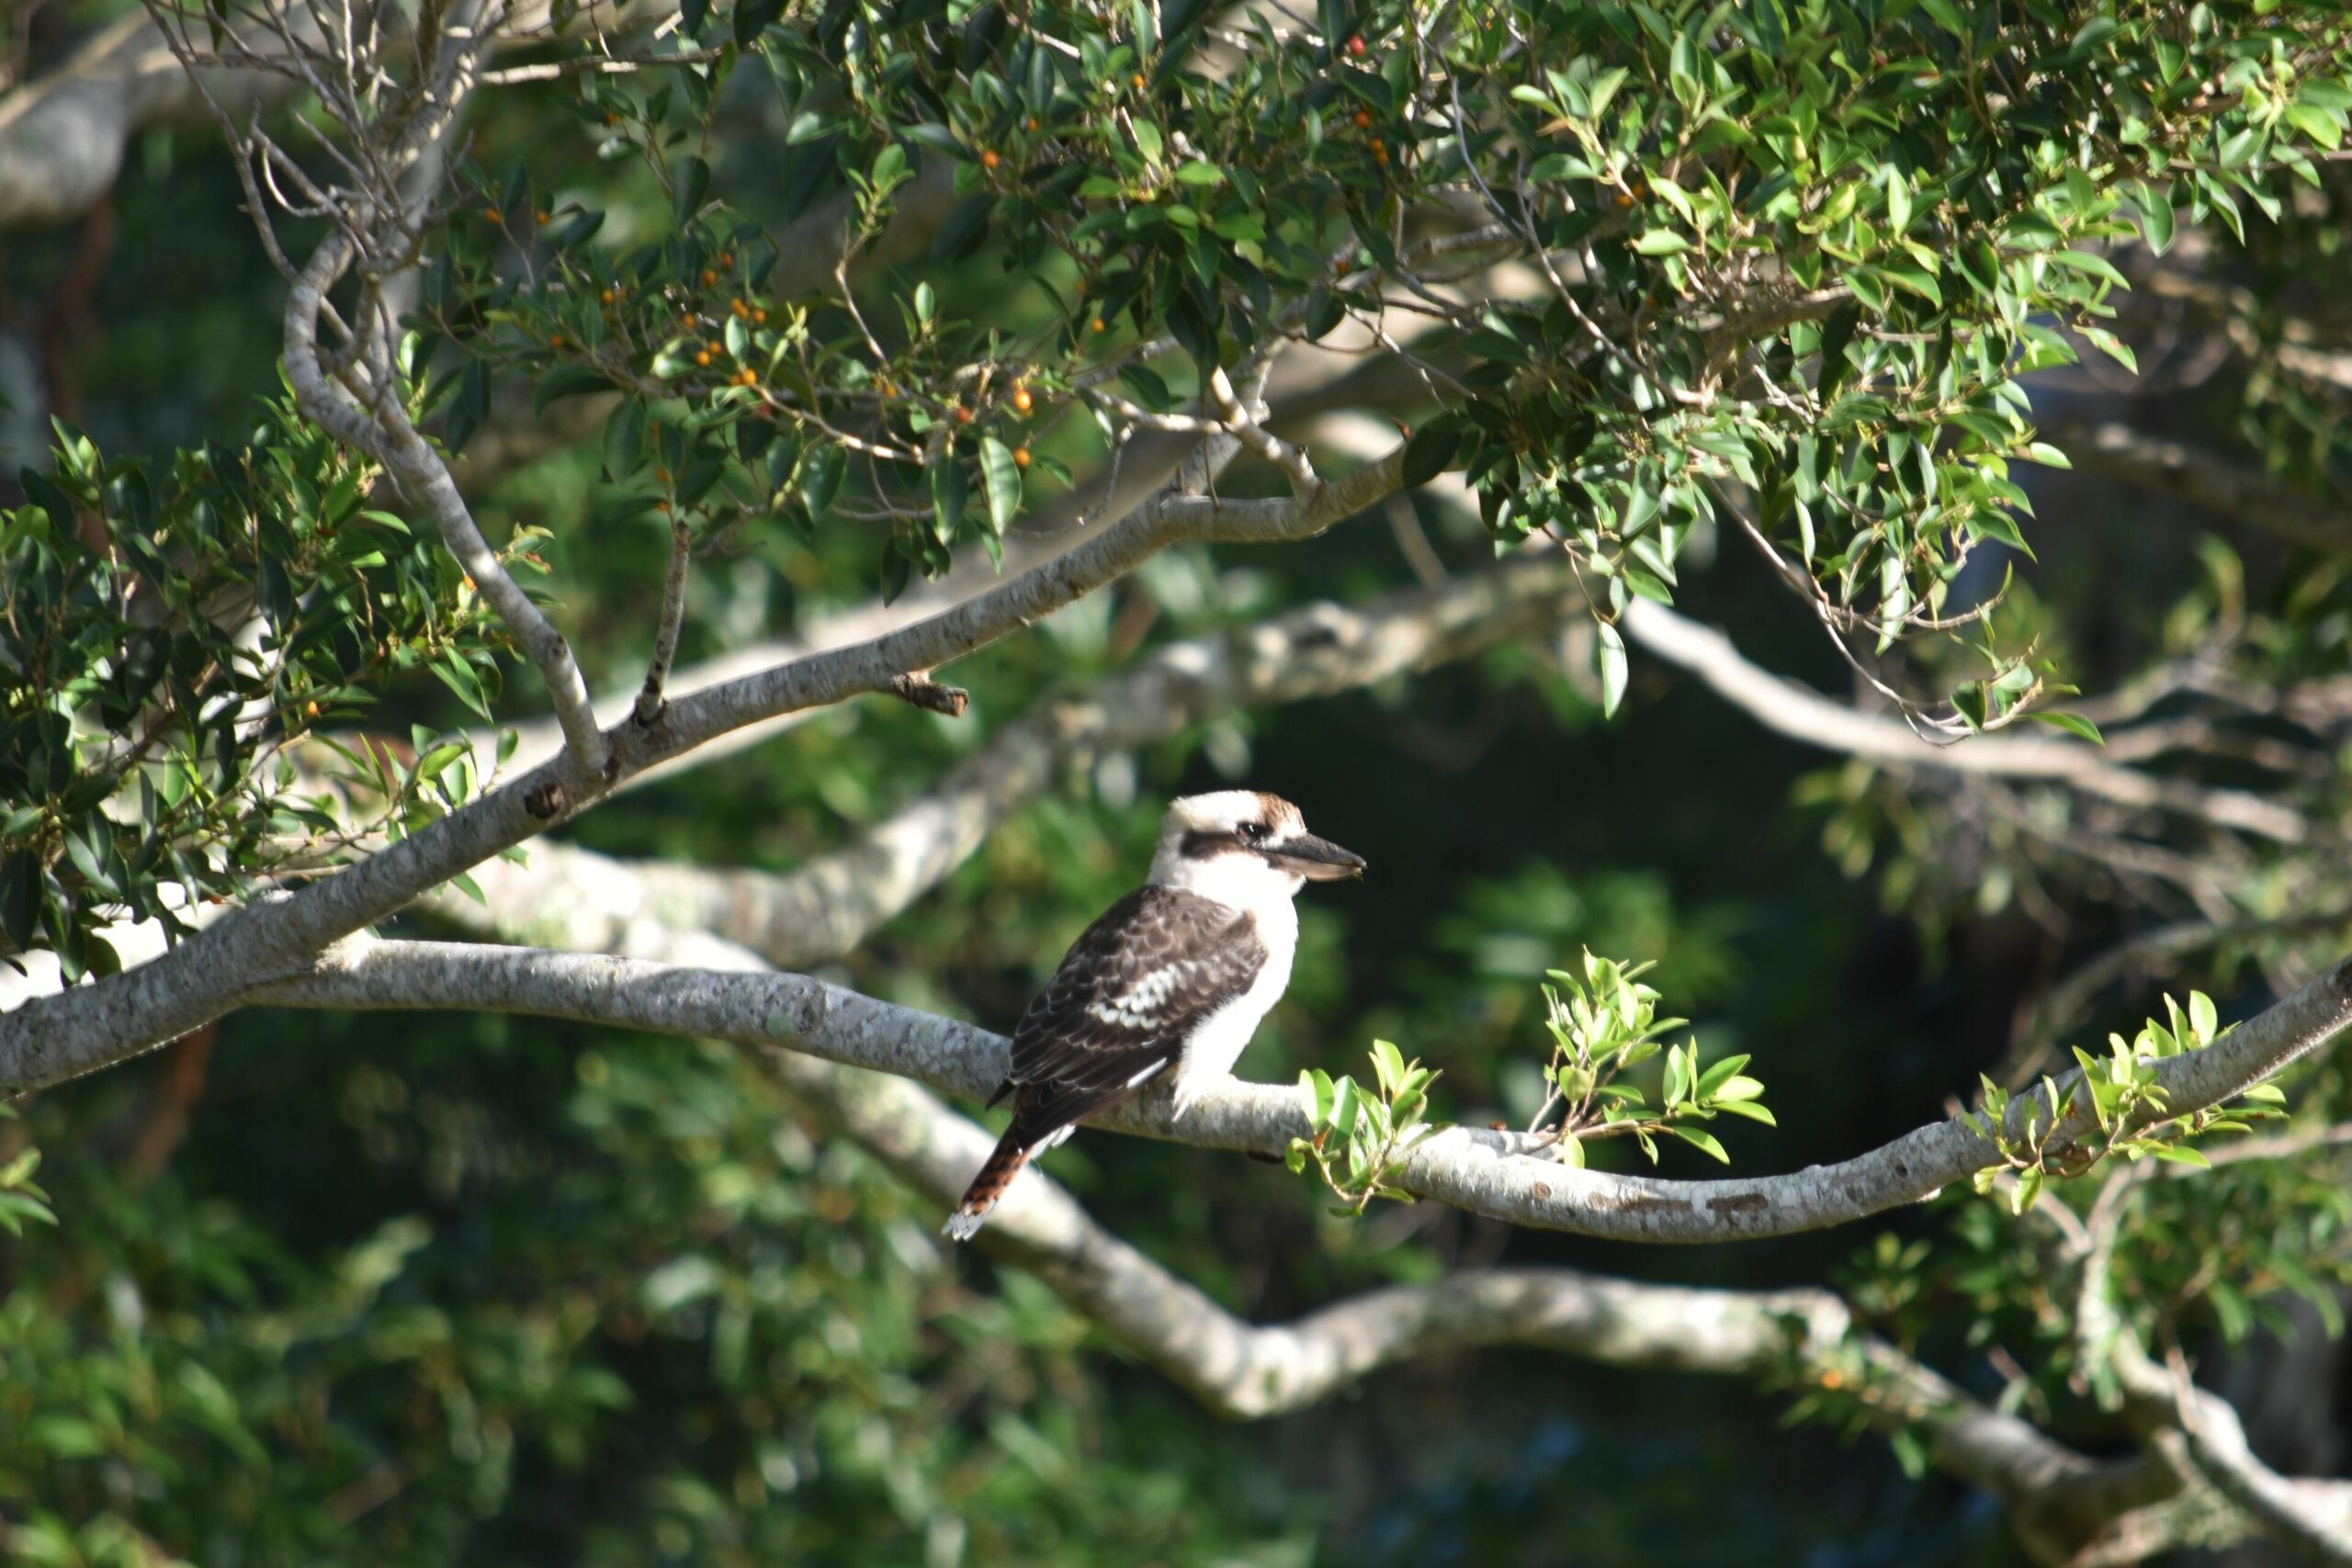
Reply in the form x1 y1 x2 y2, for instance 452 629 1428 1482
944 790 1364 1240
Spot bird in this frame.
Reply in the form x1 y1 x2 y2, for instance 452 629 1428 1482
943 790 1364 1240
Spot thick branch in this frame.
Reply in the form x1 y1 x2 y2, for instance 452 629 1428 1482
401 901 2216 1566
0 13 292 228
0 3 705 230
249 935 2352 1245
2079 1185 2352 1562
789 1046 2193 1564
2052 417 2352 557
1619 598 2310 843
447 551 1580 968
0 444 1408 1091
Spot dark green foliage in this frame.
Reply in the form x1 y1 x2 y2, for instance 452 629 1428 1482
1 405 507 978
8 0 2352 1562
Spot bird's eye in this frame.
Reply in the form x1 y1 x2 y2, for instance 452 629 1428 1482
1238 822 1266 842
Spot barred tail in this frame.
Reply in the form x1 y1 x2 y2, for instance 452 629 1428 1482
943 1126 1036 1241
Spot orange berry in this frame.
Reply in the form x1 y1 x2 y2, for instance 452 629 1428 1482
1024 116 1040 131
305 700 321 718
605 113 619 125
1012 385 1034 413
1131 72 1146 88
752 308 767 324
536 209 550 224
981 148 1001 170
483 207 502 221
695 350 712 367
1371 138 1387 163
1012 446 1032 468
701 268 718 287
1345 32 1366 54
1090 318 1106 333
730 298 749 317
718 252 734 267
1352 108 1371 130
600 288 616 304
706 341 722 355
548 333 565 349
1334 256 1351 275
953 404 974 424
738 368 758 387
656 500 672 513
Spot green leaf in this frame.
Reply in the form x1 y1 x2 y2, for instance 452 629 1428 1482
1817 302 1860 400
1668 1125 1729 1163
1401 423 1460 488
604 400 647 478
673 154 712 229
1597 621 1628 718
2136 183 2177 254
534 364 611 418
1695 1053 1751 1099
2025 710 2103 745
978 438 1023 536
1330 1077 1362 1141
1633 231 1690 256
800 444 845 519
929 459 969 543
1301 1068 1334 1123
2188 990 2218 1043
413 740 469 784
0 854 40 953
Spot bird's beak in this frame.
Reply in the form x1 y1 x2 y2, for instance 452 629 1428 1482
1271 833 1366 881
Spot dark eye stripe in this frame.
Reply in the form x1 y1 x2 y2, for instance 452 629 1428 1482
1178 828 1262 858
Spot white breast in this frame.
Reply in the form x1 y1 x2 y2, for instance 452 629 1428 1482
1169 895 1297 1117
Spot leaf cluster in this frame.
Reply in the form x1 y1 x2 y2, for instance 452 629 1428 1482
1 406 508 976
1288 1039 1444 1213
1532 949 1771 1168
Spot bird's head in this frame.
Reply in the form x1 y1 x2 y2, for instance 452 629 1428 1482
1148 790 1365 906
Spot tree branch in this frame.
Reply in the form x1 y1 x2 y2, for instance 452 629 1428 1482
243 933 2352 1246
1618 598 2310 844
0 443 1409 1091
2078 1179 2352 1562
1999 908 2352 1089
2051 416 2352 558
441 551 1581 969
283 232 613 773
399 892 2233 1566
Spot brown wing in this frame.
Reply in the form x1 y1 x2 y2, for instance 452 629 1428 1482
990 885 1266 1134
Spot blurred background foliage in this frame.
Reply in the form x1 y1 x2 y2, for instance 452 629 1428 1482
8 0 2352 1563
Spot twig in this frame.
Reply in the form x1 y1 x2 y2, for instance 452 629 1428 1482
634 514 693 726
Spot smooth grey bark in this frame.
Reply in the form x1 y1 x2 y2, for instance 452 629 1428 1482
448 551 1584 968
250 934 2352 1246
1619 597 2308 843
0 445 1408 1090
382 899 2245 1567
